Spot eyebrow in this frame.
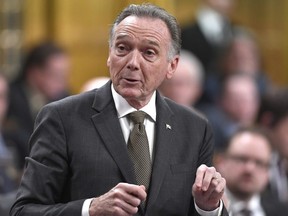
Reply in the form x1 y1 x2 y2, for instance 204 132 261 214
145 39 160 49
115 34 130 41
115 34 160 48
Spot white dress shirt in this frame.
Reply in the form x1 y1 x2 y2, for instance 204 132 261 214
197 7 230 45
81 85 222 216
226 190 265 216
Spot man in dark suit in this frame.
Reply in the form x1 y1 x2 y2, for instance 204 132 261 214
7 42 70 168
216 127 288 216
11 4 227 216
181 0 235 72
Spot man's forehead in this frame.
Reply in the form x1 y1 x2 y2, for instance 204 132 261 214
118 15 165 25
115 16 169 35
228 133 270 152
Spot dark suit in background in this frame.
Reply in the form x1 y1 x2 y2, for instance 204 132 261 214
10 82 226 216
182 23 218 72
261 191 288 216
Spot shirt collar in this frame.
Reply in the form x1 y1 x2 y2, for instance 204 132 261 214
111 84 157 122
226 189 262 214
197 7 227 43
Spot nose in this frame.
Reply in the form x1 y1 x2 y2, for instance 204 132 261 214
244 159 257 171
127 50 140 71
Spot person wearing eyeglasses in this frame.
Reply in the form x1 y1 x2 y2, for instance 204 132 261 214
215 127 288 216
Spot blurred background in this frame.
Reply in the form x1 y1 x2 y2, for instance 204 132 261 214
0 0 287 93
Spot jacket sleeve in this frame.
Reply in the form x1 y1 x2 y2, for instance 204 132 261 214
197 121 229 216
10 104 85 216
197 119 214 167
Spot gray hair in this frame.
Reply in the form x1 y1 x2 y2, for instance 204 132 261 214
179 50 205 85
109 3 181 60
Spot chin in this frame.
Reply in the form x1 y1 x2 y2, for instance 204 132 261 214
118 88 142 99
233 188 255 200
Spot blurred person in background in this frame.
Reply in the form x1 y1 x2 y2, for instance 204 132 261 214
257 87 288 203
0 73 22 216
202 73 260 149
216 127 288 216
80 76 110 92
6 42 70 168
181 0 236 73
204 27 269 104
158 50 204 107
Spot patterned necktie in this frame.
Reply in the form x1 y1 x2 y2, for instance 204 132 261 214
127 111 152 191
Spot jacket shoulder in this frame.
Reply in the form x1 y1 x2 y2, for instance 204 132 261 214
163 97 208 124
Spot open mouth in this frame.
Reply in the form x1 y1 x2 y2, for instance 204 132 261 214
124 78 139 83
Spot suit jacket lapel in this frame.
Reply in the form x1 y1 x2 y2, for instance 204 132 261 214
91 81 136 184
146 93 174 212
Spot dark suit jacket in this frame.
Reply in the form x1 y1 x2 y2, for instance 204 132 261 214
181 22 232 73
8 81 35 136
11 82 228 216
181 22 218 72
261 189 288 216
6 81 35 165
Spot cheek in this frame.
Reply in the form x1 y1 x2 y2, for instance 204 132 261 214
256 172 269 189
109 60 121 78
222 164 240 179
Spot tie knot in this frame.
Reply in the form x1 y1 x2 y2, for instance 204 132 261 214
129 111 146 124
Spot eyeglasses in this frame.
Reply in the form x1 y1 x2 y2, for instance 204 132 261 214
226 154 270 170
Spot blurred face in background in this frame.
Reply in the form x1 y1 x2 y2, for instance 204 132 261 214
34 54 70 100
222 75 259 126
223 37 260 76
159 57 202 107
218 132 271 200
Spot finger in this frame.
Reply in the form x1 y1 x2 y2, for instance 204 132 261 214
119 189 143 207
113 197 139 215
201 167 216 191
200 177 219 199
194 164 208 188
202 175 226 202
116 183 147 202
214 177 226 196
139 185 146 191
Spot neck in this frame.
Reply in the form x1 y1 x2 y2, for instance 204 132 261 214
228 188 253 202
126 97 151 110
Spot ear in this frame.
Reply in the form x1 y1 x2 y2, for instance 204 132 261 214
107 56 111 67
107 47 112 67
166 55 179 79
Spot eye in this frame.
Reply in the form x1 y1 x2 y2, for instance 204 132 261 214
145 49 155 56
115 44 129 55
143 49 157 61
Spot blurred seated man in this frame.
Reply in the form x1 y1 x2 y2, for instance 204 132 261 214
202 73 260 149
181 0 236 73
6 42 70 168
203 27 269 104
257 87 288 203
0 73 21 216
216 127 288 216
80 76 110 92
158 50 204 107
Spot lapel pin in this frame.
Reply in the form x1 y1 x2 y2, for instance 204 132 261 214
166 124 172 130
